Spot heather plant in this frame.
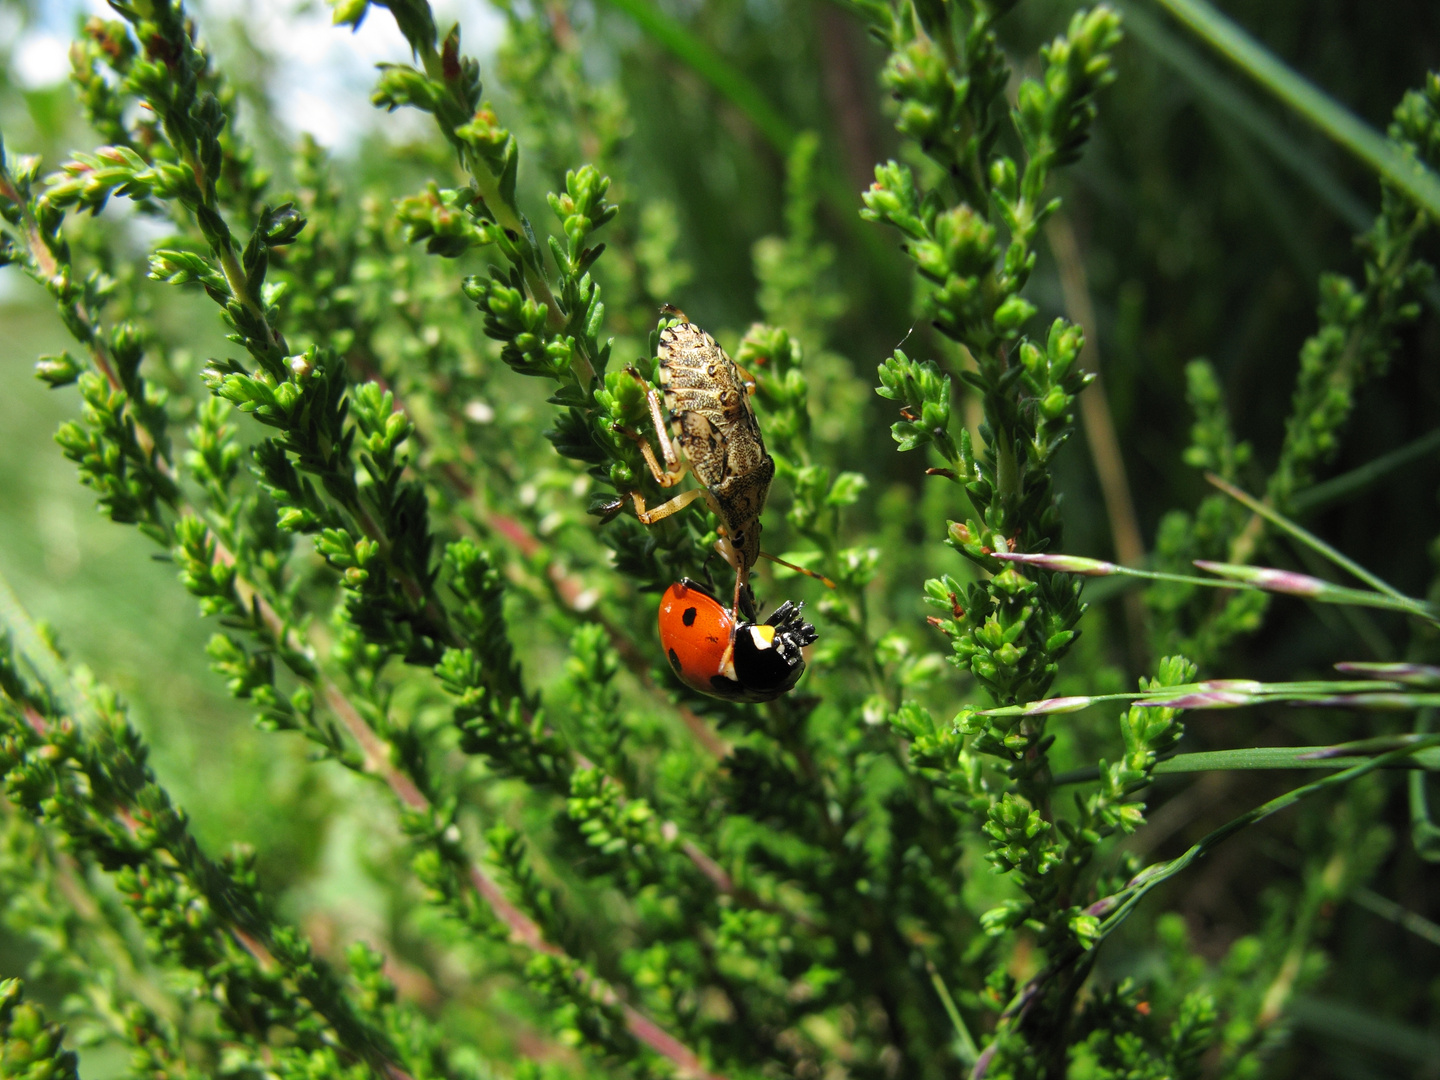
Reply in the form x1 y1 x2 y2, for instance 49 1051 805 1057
1 0 1439 1078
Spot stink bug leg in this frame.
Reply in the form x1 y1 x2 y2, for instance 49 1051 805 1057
608 365 711 524
628 487 709 526
612 365 686 489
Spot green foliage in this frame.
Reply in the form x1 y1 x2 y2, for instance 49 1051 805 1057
1 0 1439 1077
0 633 434 1078
0 978 79 1080
1149 72 1440 663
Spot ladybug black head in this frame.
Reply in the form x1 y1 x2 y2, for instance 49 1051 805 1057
722 599 818 703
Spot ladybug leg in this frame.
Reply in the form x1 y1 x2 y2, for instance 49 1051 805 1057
696 549 730 603
678 575 720 599
734 581 758 622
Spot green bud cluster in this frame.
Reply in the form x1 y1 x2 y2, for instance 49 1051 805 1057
0 979 79 1080
862 5 1119 754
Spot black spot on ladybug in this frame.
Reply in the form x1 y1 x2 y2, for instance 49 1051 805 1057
682 606 698 627
668 648 681 673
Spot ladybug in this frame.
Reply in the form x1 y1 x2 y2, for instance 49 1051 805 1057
657 579 817 703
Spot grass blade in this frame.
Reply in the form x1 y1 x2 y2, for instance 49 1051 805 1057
1205 473 1410 601
1110 0 1371 231
1351 887 1440 950
1290 996 1440 1064
1154 746 1440 773
1289 427 1440 515
594 0 796 153
1145 0 1440 216
1091 734 1440 940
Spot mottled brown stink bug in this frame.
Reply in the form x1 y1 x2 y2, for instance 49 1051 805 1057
601 309 775 612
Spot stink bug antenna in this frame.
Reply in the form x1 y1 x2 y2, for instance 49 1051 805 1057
758 550 837 590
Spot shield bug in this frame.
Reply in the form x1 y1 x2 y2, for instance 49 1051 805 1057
602 309 775 612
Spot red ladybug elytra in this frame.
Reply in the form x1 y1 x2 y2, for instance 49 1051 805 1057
657 579 817 703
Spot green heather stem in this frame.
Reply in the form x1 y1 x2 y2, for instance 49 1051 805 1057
926 957 981 1067
412 28 589 384
0 588 415 1079
1409 710 1440 860
185 144 282 352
